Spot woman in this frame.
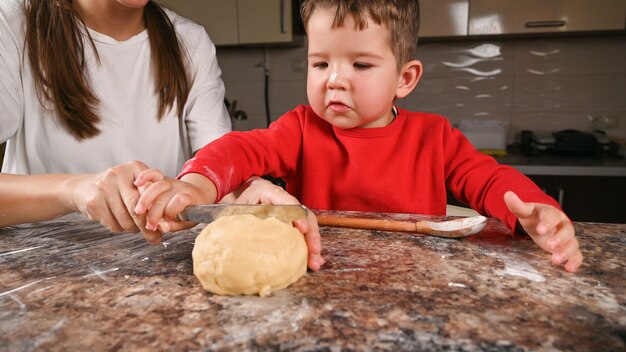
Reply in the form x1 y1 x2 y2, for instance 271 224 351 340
0 0 231 242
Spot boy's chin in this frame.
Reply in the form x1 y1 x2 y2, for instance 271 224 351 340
321 115 360 129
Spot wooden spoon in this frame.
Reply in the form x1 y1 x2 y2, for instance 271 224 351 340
316 214 487 238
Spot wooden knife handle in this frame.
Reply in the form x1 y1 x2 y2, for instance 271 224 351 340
316 214 419 232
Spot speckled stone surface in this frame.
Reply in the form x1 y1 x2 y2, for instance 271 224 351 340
1 212 624 351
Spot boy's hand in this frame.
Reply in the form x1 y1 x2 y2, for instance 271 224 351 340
134 170 216 234
504 191 583 273
235 177 325 271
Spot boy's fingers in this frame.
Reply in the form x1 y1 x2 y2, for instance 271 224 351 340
504 191 536 219
141 226 163 244
162 193 193 220
564 251 584 273
552 237 580 264
537 205 572 235
262 186 299 205
293 218 309 234
305 213 322 252
300 212 324 271
536 218 559 237
308 253 324 272
304 225 322 256
163 220 197 233
294 221 322 271
545 223 572 250
134 180 171 215
134 169 164 187
292 219 323 271
144 193 173 231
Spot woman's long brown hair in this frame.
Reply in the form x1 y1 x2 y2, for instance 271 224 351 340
24 0 190 140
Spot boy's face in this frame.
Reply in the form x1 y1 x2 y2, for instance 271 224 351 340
306 8 405 129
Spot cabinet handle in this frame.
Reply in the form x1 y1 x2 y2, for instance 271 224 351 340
525 20 566 28
556 187 564 207
280 0 287 34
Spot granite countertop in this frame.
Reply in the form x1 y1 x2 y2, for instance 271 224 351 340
1 212 624 351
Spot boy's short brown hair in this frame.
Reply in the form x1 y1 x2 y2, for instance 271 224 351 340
300 0 420 70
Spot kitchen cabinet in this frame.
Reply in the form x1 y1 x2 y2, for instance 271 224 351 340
528 175 626 223
420 0 469 38
160 0 296 46
446 175 626 223
469 0 626 35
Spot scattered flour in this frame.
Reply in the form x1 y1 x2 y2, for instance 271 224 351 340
448 282 467 288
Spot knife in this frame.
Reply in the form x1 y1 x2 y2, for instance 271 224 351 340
176 204 308 224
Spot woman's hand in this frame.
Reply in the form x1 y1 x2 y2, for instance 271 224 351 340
67 160 163 244
234 177 325 271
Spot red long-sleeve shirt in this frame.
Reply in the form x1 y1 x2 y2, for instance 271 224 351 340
180 105 558 232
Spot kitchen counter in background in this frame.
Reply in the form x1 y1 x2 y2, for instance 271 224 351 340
495 150 626 176
448 150 626 223
1 212 624 351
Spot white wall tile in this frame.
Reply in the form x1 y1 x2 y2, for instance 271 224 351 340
514 36 626 77
405 75 514 115
269 81 307 117
416 41 516 79
512 74 626 112
217 35 626 139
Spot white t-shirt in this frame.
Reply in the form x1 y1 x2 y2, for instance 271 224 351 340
0 0 231 177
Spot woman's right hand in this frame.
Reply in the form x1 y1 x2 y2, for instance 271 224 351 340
67 160 163 244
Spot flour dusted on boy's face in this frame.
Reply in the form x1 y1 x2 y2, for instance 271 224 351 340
329 71 338 84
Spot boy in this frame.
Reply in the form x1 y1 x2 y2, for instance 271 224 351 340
134 0 582 273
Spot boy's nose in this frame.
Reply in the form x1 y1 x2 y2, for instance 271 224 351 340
326 71 347 89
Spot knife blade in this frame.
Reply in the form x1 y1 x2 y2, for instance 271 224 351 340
176 204 309 224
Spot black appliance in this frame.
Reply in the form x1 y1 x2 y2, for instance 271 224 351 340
520 129 613 155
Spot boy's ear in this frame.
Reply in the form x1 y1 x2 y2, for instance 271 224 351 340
395 59 423 99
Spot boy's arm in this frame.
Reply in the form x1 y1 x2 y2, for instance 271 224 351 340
179 108 306 202
439 120 582 272
442 122 559 233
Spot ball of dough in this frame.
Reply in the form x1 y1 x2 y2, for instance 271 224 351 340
192 214 308 296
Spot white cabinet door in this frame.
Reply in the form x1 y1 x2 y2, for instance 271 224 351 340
420 0 469 38
469 0 626 35
160 0 294 45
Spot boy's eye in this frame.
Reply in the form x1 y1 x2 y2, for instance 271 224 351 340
353 62 372 69
311 62 328 69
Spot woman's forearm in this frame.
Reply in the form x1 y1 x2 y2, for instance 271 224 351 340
0 173 79 227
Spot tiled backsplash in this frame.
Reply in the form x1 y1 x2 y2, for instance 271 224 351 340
216 35 626 143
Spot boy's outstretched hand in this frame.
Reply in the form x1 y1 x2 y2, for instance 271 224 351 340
504 191 583 273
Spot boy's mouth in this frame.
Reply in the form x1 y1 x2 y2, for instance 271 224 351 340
328 101 350 113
